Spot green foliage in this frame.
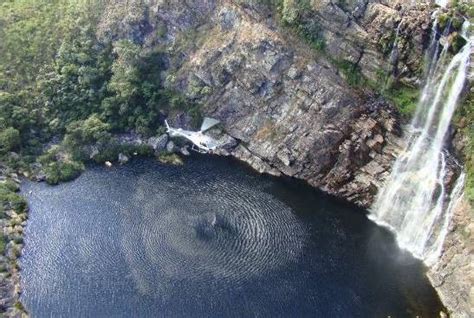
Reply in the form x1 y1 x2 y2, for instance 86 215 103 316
0 1 101 90
383 85 419 117
0 182 27 213
101 42 168 135
0 235 6 255
333 60 364 87
0 0 196 181
1 180 20 193
14 301 25 312
92 143 153 164
0 127 20 153
63 115 111 153
41 25 113 131
0 1 106 170
44 161 84 185
280 0 325 51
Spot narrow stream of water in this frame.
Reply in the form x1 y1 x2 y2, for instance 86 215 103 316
20 156 442 317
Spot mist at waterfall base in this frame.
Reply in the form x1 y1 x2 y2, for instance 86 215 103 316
371 20 472 265
20 156 442 317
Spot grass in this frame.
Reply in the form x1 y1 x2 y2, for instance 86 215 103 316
383 85 419 117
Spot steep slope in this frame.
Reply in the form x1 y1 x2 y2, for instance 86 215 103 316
97 0 425 207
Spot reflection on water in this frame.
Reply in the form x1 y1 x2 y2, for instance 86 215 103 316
21 155 442 317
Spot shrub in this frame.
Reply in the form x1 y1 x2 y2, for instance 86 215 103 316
93 143 154 163
0 127 20 153
44 161 84 185
0 235 6 255
334 60 364 87
0 183 27 213
383 85 419 117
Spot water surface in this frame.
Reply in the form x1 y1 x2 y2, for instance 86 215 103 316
21 156 443 317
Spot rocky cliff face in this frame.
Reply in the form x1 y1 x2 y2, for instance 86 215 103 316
97 0 420 207
428 197 474 318
283 0 433 85
96 0 472 316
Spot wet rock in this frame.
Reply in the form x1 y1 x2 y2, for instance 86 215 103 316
180 146 190 156
116 133 144 146
118 153 129 164
428 197 474 318
166 141 176 153
147 134 168 151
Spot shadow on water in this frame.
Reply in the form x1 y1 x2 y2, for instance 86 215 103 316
20 154 443 317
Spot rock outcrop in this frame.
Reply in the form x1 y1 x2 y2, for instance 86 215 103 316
97 0 414 207
429 197 474 318
303 0 433 85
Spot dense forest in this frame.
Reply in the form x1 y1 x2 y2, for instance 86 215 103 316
0 1 198 184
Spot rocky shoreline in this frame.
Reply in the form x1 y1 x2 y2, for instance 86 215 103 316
0 126 470 317
0 172 28 318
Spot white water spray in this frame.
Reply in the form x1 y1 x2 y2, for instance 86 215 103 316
435 0 449 8
371 21 472 264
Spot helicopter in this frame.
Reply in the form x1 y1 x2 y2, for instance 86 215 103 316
165 117 221 153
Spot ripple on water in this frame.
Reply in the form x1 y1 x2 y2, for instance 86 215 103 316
20 156 444 317
120 173 307 295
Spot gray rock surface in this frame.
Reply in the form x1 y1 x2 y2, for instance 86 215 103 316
428 197 474 318
147 134 168 151
166 141 176 153
118 153 129 164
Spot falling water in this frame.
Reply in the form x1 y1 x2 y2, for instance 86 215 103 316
435 0 449 8
371 21 472 264
388 21 403 76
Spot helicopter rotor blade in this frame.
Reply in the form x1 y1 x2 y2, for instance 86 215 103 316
200 117 220 132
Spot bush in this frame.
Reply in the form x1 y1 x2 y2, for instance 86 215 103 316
0 127 20 153
63 115 111 150
0 183 27 213
93 143 154 163
1 180 20 192
333 60 364 87
383 85 419 117
44 161 84 185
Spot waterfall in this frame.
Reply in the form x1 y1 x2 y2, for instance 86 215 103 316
370 21 472 265
435 0 449 8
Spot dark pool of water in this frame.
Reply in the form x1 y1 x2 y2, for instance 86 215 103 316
20 155 443 317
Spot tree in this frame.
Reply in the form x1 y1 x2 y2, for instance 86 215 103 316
0 127 21 153
63 114 111 148
41 23 112 131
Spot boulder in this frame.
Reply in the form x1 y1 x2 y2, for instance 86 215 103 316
118 153 129 164
147 134 168 151
166 140 176 153
180 146 190 156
